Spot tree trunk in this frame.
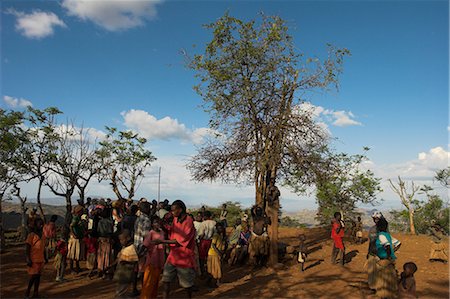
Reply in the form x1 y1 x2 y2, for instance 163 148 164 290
65 195 72 228
409 209 416 235
20 198 27 241
0 192 5 253
266 200 279 266
36 178 46 223
111 169 124 200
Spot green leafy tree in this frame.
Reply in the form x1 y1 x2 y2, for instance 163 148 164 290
97 127 156 200
24 107 62 221
0 109 29 251
314 148 382 225
187 13 350 265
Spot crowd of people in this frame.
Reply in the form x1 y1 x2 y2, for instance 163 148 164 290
22 198 448 299
23 199 272 299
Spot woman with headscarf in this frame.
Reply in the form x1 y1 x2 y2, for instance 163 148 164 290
375 217 397 299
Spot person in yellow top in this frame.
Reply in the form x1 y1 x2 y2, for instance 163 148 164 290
207 223 228 287
114 229 139 298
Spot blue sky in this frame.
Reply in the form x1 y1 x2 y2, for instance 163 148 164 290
1 0 448 211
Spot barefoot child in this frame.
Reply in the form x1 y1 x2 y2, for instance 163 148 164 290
54 236 68 282
141 217 166 299
398 262 417 299
114 229 139 298
207 222 228 287
331 212 345 266
25 218 47 298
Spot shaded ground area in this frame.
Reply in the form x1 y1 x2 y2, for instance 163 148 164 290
1 228 448 298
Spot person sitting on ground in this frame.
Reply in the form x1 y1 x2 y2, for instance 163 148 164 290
331 212 345 266
227 219 242 266
428 222 448 263
25 218 47 299
207 222 228 287
114 229 139 299
248 205 271 267
398 262 417 299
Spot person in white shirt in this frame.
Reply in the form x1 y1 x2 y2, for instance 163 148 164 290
198 211 216 276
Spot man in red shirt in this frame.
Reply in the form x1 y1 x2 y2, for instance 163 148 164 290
331 212 345 266
152 200 196 299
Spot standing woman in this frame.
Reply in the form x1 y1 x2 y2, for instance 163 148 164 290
67 205 85 273
330 212 345 266
25 218 47 298
375 217 398 299
97 208 114 279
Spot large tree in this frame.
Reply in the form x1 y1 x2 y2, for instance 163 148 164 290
97 127 156 200
187 13 350 265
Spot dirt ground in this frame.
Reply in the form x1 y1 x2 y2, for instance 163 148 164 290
1 227 448 299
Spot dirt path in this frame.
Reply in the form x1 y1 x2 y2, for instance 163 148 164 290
1 228 448 298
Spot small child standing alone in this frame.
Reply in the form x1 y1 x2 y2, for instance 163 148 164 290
297 234 307 271
398 262 417 299
54 236 68 282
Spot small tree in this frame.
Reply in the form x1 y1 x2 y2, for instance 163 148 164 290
25 107 62 221
314 149 382 225
97 127 156 200
0 109 29 251
388 176 421 235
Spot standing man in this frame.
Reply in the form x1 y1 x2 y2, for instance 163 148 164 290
331 212 345 266
133 202 152 296
219 204 228 228
154 200 196 299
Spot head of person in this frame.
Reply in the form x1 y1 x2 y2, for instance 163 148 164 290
171 200 187 218
50 214 58 223
201 205 206 212
158 202 165 210
403 262 418 277
74 205 84 216
34 218 44 232
204 210 212 220
86 197 92 205
119 229 132 247
31 207 37 215
255 206 263 217
195 212 203 222
235 218 242 227
216 222 225 235
334 212 341 221
357 216 361 222
129 205 138 216
372 211 383 224
376 217 389 232
242 222 249 232
299 234 306 242
140 202 151 216
101 207 112 219
151 216 161 231
222 203 227 209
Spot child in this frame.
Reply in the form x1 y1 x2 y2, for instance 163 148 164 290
25 218 47 298
207 223 227 287
355 216 363 244
331 212 345 266
84 230 98 278
114 229 139 298
43 215 58 260
398 262 417 298
236 223 251 265
141 217 166 299
54 236 68 282
297 234 307 271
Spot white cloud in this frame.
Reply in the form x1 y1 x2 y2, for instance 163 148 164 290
3 95 33 108
121 109 214 144
62 0 163 31
8 9 66 39
299 102 362 129
328 110 362 127
53 124 107 142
